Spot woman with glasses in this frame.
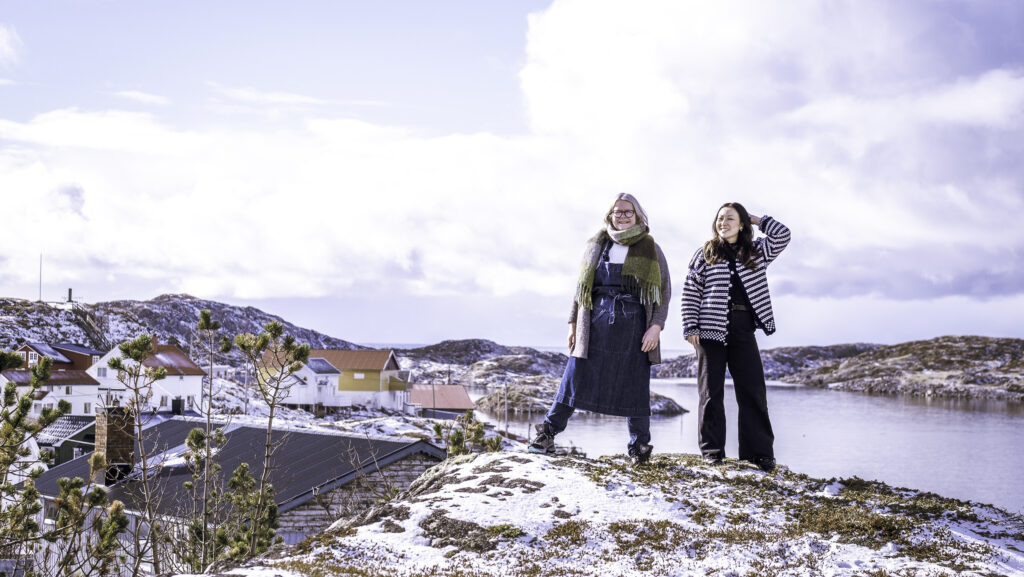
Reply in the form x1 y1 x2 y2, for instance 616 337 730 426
530 193 671 466
682 202 790 472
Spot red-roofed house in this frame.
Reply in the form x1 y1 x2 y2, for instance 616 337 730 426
409 383 476 419
87 342 206 413
0 368 101 417
14 342 104 371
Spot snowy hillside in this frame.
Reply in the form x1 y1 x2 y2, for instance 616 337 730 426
0 294 361 364
198 451 1024 577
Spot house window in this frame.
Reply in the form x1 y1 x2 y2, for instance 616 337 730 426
92 355 100 366
29 352 38 366
65 386 72 395
83 402 92 414
187 395 195 408
97 367 107 378
354 373 365 380
32 402 40 413
160 396 168 407
43 403 53 412
43 501 58 525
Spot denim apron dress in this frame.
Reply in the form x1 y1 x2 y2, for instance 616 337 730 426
554 249 652 418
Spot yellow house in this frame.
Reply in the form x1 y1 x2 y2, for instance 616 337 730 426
308 349 407 393
268 349 410 413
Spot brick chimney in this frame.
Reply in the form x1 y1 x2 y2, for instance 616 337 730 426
95 407 134 486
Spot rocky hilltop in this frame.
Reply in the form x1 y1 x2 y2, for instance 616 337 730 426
0 294 361 364
790 335 1024 400
213 451 1024 577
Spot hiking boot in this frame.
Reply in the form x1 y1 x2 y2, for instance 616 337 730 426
627 443 653 466
751 456 776 473
702 454 724 466
529 423 556 454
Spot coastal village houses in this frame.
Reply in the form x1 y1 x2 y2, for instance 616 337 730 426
2 341 205 418
0 342 106 417
276 349 411 414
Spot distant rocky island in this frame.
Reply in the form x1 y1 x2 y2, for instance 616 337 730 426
655 336 1024 402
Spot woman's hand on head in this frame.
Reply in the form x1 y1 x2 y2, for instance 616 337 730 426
641 325 662 352
749 214 761 226
686 334 700 349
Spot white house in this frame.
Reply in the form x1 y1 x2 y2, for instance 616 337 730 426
87 343 206 413
0 369 102 417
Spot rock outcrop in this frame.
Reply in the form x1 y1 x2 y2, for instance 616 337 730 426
218 451 1024 577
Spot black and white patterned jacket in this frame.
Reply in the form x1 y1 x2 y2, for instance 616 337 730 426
681 215 791 343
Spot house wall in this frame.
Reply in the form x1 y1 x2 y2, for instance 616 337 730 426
276 453 440 545
32 385 98 416
336 369 382 392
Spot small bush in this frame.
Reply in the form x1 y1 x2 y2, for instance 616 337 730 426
486 524 526 539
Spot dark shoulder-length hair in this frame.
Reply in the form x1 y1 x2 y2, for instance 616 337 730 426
702 202 760 270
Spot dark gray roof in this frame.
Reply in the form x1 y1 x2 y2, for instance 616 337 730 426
33 418 201 496
27 343 73 364
306 357 340 374
53 343 105 357
36 415 95 446
33 418 445 517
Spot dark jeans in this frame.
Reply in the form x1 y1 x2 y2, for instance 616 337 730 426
696 310 774 461
544 401 651 448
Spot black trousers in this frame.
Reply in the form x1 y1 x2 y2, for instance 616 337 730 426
696 310 775 461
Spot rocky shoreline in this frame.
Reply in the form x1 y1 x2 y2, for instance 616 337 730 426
787 336 1024 402
400 336 1024 411
654 336 1024 402
399 341 686 415
473 378 686 416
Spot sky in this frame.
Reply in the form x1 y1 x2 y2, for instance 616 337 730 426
1 0 1023 351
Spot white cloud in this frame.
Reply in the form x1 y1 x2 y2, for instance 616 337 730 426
0 78 15 86
0 24 21 67
2 0 1023 346
110 90 171 106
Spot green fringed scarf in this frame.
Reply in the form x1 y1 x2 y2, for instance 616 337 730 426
575 224 662 311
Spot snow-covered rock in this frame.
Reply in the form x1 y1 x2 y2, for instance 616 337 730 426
198 451 1024 576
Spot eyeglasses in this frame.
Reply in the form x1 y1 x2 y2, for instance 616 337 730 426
610 210 635 218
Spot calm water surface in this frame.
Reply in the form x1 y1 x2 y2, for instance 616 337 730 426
472 379 1024 515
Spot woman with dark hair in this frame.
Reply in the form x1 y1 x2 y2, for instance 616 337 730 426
530 193 671 466
681 203 790 472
